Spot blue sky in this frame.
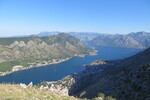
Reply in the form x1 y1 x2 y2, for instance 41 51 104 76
0 0 150 36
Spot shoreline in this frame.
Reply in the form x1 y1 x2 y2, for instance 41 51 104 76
0 51 97 77
0 57 72 77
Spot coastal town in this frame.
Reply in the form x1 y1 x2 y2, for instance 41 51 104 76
0 57 71 76
0 51 97 76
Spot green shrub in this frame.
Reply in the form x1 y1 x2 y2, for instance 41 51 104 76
97 93 105 99
105 96 117 100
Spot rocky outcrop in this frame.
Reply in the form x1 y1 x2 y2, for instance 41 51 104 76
8 41 26 48
36 76 76 96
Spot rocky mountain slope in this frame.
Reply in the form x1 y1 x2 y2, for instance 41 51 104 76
128 32 150 47
89 31 150 49
44 47 150 100
72 47 150 100
0 33 94 72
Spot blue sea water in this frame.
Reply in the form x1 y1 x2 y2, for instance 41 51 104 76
0 46 143 85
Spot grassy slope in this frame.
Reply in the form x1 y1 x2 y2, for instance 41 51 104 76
0 84 117 100
0 84 83 100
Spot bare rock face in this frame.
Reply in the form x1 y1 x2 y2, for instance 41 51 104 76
19 41 26 47
8 41 19 48
36 76 76 96
28 82 33 87
39 41 48 48
26 40 37 47
38 82 69 96
8 41 26 48
0 50 13 63
20 83 27 89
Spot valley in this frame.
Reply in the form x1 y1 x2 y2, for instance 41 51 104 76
0 32 149 100
0 0 149 99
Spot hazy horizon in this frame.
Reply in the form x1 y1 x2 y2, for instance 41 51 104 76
0 31 150 37
0 0 150 36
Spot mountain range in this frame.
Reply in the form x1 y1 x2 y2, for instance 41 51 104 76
32 31 150 49
89 31 150 49
8 31 150 49
0 33 93 72
33 31 101 41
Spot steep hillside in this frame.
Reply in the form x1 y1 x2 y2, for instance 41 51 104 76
69 47 150 100
0 84 81 100
0 83 117 100
89 32 150 49
0 33 94 73
45 47 150 100
128 31 150 47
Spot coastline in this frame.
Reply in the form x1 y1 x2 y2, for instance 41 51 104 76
0 57 71 77
0 51 97 77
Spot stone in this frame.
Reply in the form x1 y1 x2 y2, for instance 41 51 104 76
28 82 33 87
20 83 27 89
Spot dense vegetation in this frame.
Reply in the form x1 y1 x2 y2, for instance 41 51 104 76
0 58 41 72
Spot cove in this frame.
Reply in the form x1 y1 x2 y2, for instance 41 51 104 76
0 46 143 85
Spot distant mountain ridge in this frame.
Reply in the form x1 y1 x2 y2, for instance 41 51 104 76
2 31 150 49
32 31 101 41
34 31 60 36
3 31 150 49
25 31 150 48
89 31 150 49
